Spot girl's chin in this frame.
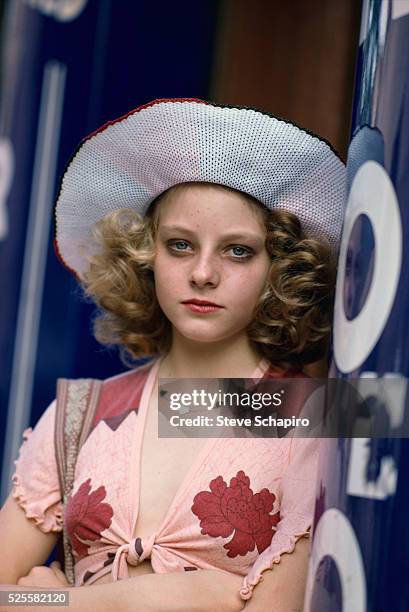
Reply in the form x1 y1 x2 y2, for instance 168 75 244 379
177 331 230 344
172 322 237 345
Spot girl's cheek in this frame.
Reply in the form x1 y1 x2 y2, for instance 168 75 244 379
224 263 265 284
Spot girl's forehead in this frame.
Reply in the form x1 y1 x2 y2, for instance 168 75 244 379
155 182 267 229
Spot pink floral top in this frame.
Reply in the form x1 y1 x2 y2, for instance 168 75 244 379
12 358 319 601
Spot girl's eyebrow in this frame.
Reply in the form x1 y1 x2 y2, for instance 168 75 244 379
159 224 264 243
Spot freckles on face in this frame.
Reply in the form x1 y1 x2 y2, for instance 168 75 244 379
153 183 271 343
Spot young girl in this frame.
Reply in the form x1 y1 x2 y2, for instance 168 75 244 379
0 98 345 611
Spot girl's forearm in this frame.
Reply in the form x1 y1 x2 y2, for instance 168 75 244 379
75 571 244 612
1 569 245 612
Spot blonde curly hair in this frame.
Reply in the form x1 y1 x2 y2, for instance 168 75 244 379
81 183 336 366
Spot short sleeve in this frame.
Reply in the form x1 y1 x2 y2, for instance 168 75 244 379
11 400 63 533
239 437 320 601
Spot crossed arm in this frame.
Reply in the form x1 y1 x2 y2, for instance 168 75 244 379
0 495 310 612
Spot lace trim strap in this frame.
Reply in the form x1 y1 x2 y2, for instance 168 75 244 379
54 378 102 584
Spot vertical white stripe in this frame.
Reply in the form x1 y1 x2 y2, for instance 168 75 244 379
359 0 371 45
1 60 66 503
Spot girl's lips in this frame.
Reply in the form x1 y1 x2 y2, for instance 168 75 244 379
181 300 224 314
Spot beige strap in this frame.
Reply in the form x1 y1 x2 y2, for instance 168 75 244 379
54 378 102 584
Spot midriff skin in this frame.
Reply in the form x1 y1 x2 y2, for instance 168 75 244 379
93 561 153 583
92 378 208 585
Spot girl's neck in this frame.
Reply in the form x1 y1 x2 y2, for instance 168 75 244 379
159 331 265 378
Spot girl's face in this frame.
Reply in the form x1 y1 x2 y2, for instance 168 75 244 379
153 183 271 345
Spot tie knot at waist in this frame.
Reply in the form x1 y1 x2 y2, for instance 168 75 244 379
112 535 155 580
126 536 154 565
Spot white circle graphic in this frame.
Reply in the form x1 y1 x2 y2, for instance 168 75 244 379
304 508 366 612
334 160 402 373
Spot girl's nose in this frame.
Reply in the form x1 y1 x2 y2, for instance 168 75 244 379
189 255 220 289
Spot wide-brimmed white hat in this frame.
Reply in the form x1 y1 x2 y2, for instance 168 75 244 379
54 97 346 279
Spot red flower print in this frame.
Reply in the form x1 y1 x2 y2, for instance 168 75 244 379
192 471 280 558
66 478 113 558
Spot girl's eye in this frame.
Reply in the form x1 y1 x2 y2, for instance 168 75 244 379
166 241 253 259
229 245 254 259
167 240 191 252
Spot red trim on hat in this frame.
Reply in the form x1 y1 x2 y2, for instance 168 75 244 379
85 98 210 142
53 237 81 282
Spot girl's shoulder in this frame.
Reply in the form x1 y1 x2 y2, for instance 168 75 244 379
89 358 157 432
